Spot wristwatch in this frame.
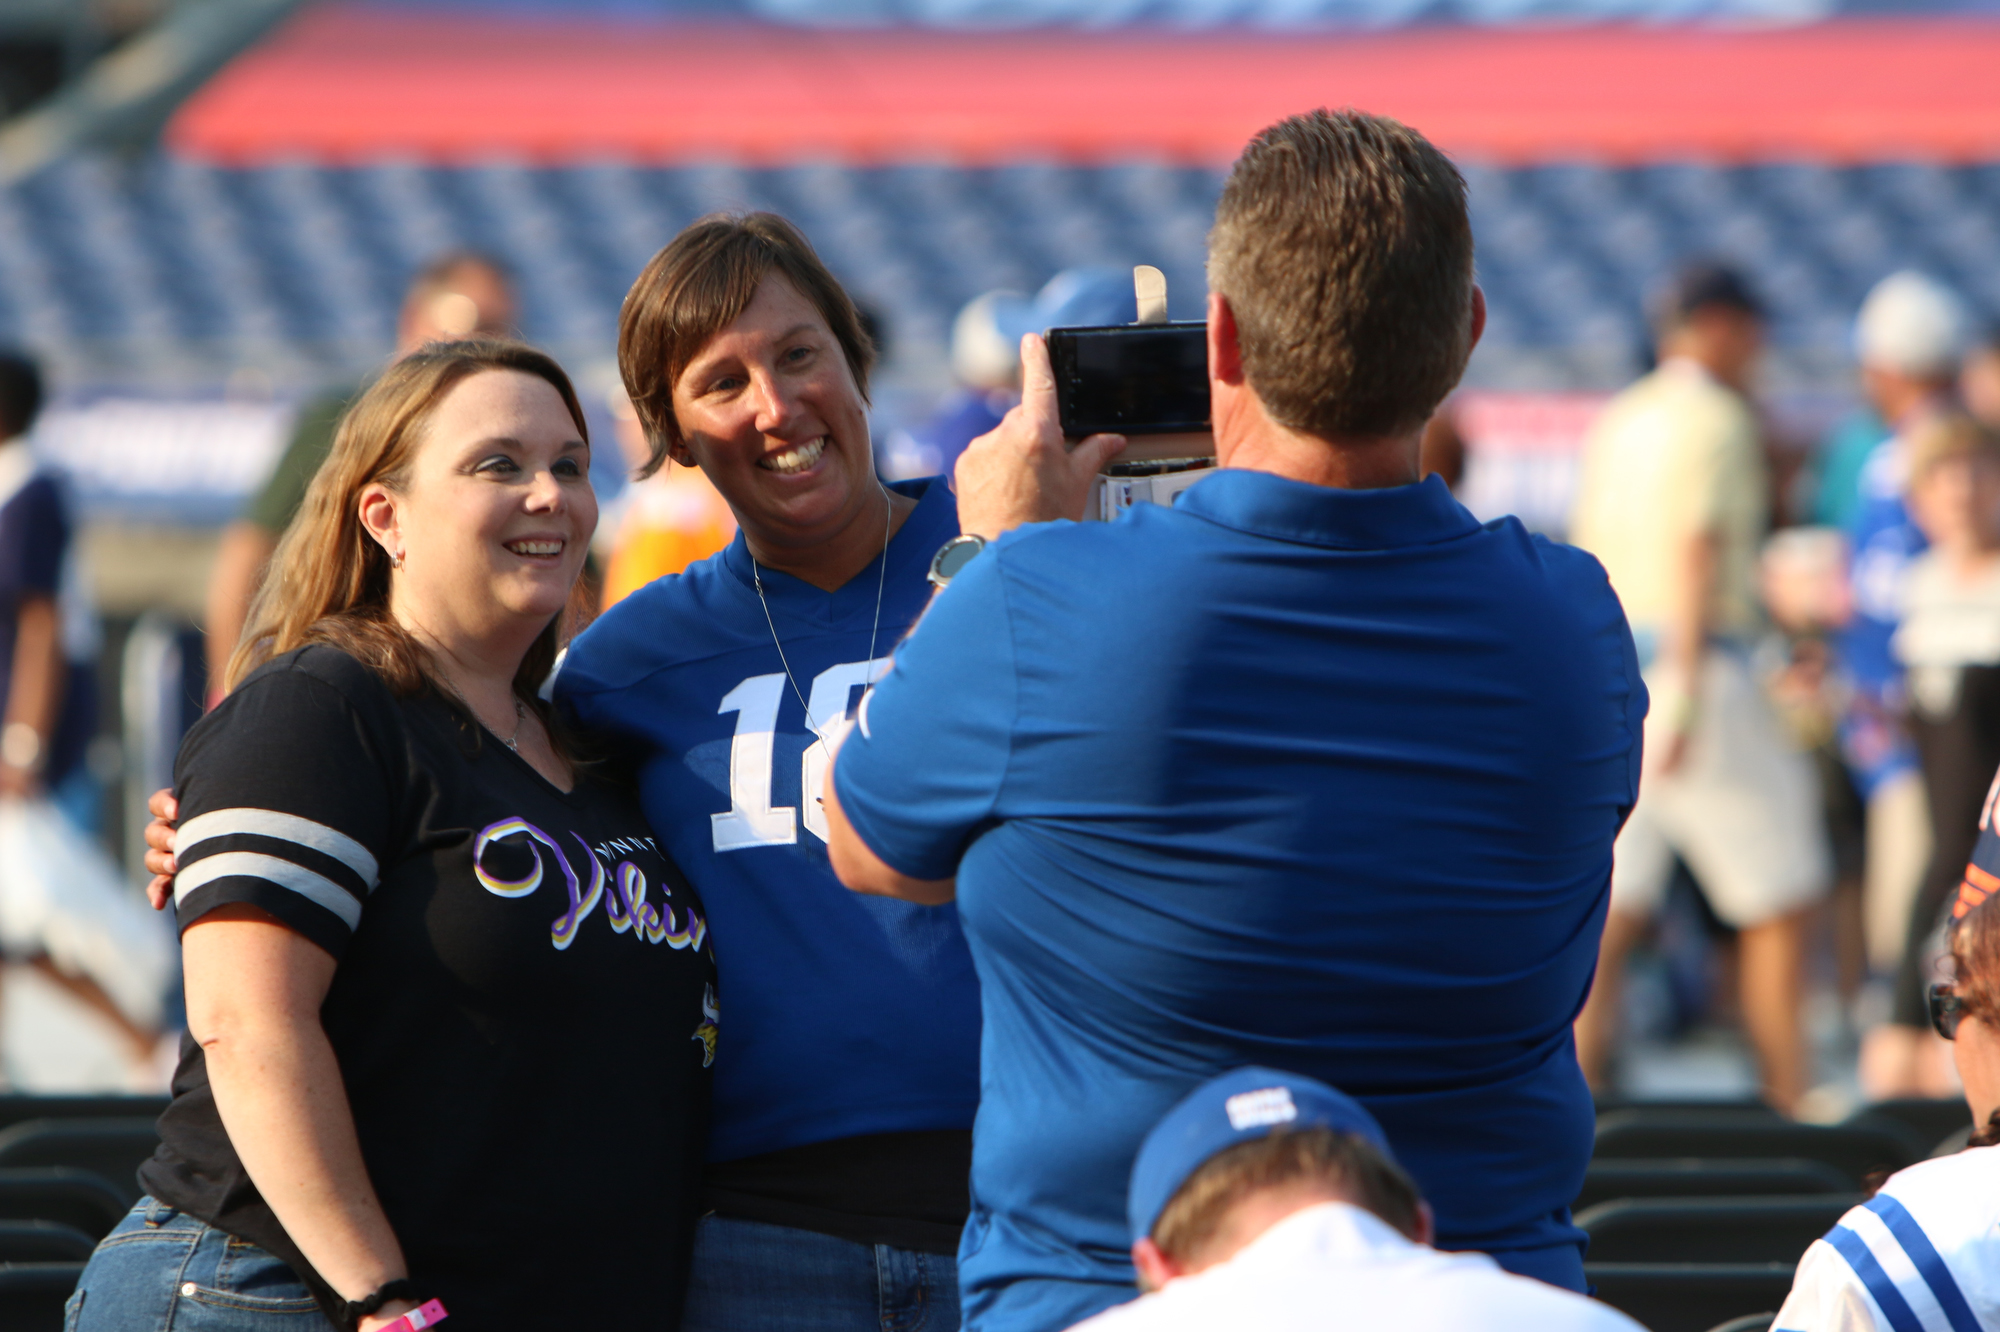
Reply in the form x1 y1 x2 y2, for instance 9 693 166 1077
927 534 987 590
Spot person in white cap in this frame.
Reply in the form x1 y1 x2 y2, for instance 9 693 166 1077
1771 845 2000 1331
1843 271 1976 1101
1067 1067 1641 1332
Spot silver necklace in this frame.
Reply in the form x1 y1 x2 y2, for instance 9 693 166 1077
753 486 892 760
452 684 527 752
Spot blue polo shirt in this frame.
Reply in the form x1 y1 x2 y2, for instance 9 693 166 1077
834 469 1646 1332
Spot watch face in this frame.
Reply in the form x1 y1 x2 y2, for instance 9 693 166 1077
933 537 984 584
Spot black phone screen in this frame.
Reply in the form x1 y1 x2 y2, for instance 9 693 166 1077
1048 322 1209 437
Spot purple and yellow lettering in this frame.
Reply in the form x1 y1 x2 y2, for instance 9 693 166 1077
474 818 550 898
618 862 666 945
603 851 634 934
551 833 606 951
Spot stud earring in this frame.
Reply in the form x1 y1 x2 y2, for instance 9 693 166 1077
390 550 404 570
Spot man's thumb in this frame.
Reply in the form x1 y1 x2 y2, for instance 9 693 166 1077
1076 433 1128 474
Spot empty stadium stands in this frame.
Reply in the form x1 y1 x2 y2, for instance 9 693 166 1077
9 155 2000 404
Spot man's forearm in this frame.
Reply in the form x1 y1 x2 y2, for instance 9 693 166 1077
3 596 63 789
822 761 957 905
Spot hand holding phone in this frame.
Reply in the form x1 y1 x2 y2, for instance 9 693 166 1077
953 334 1128 540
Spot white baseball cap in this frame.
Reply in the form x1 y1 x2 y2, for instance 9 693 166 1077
1855 271 1971 378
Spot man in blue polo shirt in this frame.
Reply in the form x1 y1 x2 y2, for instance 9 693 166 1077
825 109 1645 1332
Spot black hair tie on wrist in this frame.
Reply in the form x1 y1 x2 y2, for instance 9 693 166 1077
346 1279 420 1323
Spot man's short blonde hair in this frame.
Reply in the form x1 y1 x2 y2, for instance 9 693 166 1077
1207 109 1475 442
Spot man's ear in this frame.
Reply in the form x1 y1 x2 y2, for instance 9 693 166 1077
1467 285 1487 357
1131 1237 1182 1294
1207 292 1244 387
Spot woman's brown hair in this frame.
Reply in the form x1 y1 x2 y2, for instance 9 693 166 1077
1952 883 2000 1146
617 211 874 479
225 339 593 724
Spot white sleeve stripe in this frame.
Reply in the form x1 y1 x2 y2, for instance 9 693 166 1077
174 809 379 887
173 852 365 931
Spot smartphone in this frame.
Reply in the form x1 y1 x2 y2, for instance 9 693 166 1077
1047 322 1209 438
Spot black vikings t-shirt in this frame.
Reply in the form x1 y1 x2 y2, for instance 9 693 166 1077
140 645 717 1329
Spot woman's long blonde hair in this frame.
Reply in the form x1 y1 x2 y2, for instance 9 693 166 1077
226 340 593 717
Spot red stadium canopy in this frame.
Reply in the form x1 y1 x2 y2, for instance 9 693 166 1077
168 8 2000 164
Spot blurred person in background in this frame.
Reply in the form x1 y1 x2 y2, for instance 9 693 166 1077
1959 329 2000 432
203 252 516 693
0 350 92 812
1570 262 1830 1114
1068 1068 1641 1332
1770 855 2000 1330
878 268 1136 482
1840 274 1972 1097
0 351 158 1067
1419 401 1466 493
596 385 736 611
1868 413 2000 1096
97 341 716 1332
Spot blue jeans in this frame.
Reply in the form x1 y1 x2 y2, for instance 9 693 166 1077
66 1198 332 1332
682 1215 960 1332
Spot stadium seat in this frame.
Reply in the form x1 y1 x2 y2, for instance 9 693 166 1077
0 1221 95 1264
0 1263 82 1332
0 1122 161 1206
1592 1110 1917 1186
1585 1263 1797 1332
0 1169 129 1240
1594 1099 1780 1121
1576 1158 1855 1212
0 1098 166 1136
1576 1195 1857 1264
1846 1098 1972 1157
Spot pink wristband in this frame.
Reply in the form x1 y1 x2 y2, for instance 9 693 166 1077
377 1300 447 1332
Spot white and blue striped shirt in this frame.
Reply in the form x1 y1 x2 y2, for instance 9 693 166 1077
1774 1144 2000 1332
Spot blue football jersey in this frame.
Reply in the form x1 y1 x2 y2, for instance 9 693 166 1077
556 478 981 1162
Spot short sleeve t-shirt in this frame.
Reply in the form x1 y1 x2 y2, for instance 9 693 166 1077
140 645 717 1329
555 477 981 1251
1569 359 1768 647
835 470 1646 1332
0 444 93 783
1771 1146 2000 1332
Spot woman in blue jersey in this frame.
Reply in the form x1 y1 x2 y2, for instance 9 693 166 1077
551 214 983 1330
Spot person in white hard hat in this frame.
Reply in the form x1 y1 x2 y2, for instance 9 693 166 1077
1843 272 1975 1100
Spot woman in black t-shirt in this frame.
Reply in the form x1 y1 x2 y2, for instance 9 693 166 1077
69 342 716 1332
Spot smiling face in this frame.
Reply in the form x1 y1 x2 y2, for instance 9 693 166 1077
668 272 876 559
363 369 596 652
